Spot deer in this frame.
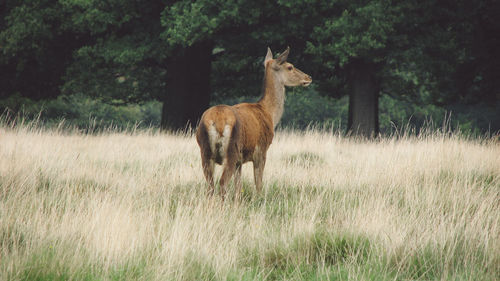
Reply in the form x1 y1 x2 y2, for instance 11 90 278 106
196 47 312 199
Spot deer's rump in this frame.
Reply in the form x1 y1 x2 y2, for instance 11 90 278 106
196 104 274 165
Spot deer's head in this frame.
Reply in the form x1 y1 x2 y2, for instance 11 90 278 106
264 47 312 87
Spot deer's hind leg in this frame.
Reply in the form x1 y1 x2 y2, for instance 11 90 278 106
233 162 243 201
201 149 215 196
219 144 239 200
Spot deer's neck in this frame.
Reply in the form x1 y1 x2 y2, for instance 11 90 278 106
258 68 285 128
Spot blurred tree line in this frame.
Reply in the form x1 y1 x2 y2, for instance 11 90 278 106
1 0 499 135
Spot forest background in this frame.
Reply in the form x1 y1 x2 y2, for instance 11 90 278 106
1 0 499 135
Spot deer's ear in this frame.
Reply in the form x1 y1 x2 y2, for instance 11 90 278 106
264 47 273 67
275 46 290 65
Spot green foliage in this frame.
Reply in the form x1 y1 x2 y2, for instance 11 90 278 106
234 228 496 280
238 229 373 280
305 0 499 128
0 94 161 131
308 1 400 66
215 86 497 134
378 94 446 133
161 0 245 46
58 0 138 35
17 247 93 281
0 1 73 100
108 260 150 281
59 0 166 103
213 87 347 130
62 38 166 103
1 0 498 133
0 1 58 56
179 252 218 281
282 87 347 129
14 246 150 281
388 234 494 280
2 89 495 135
379 95 500 135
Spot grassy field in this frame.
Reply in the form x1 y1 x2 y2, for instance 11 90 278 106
0 125 499 280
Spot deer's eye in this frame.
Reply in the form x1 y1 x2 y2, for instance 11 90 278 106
287 66 293 71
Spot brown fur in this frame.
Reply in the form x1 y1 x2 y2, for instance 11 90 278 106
196 47 312 199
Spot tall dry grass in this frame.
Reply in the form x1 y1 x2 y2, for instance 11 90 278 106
0 124 498 280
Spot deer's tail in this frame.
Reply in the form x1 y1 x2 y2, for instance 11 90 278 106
197 105 238 164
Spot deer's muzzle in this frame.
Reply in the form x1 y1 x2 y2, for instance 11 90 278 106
302 75 312 86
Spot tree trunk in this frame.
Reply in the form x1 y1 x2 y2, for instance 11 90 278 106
161 40 214 131
347 59 380 137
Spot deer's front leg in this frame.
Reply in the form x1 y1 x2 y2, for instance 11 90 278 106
253 154 266 193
